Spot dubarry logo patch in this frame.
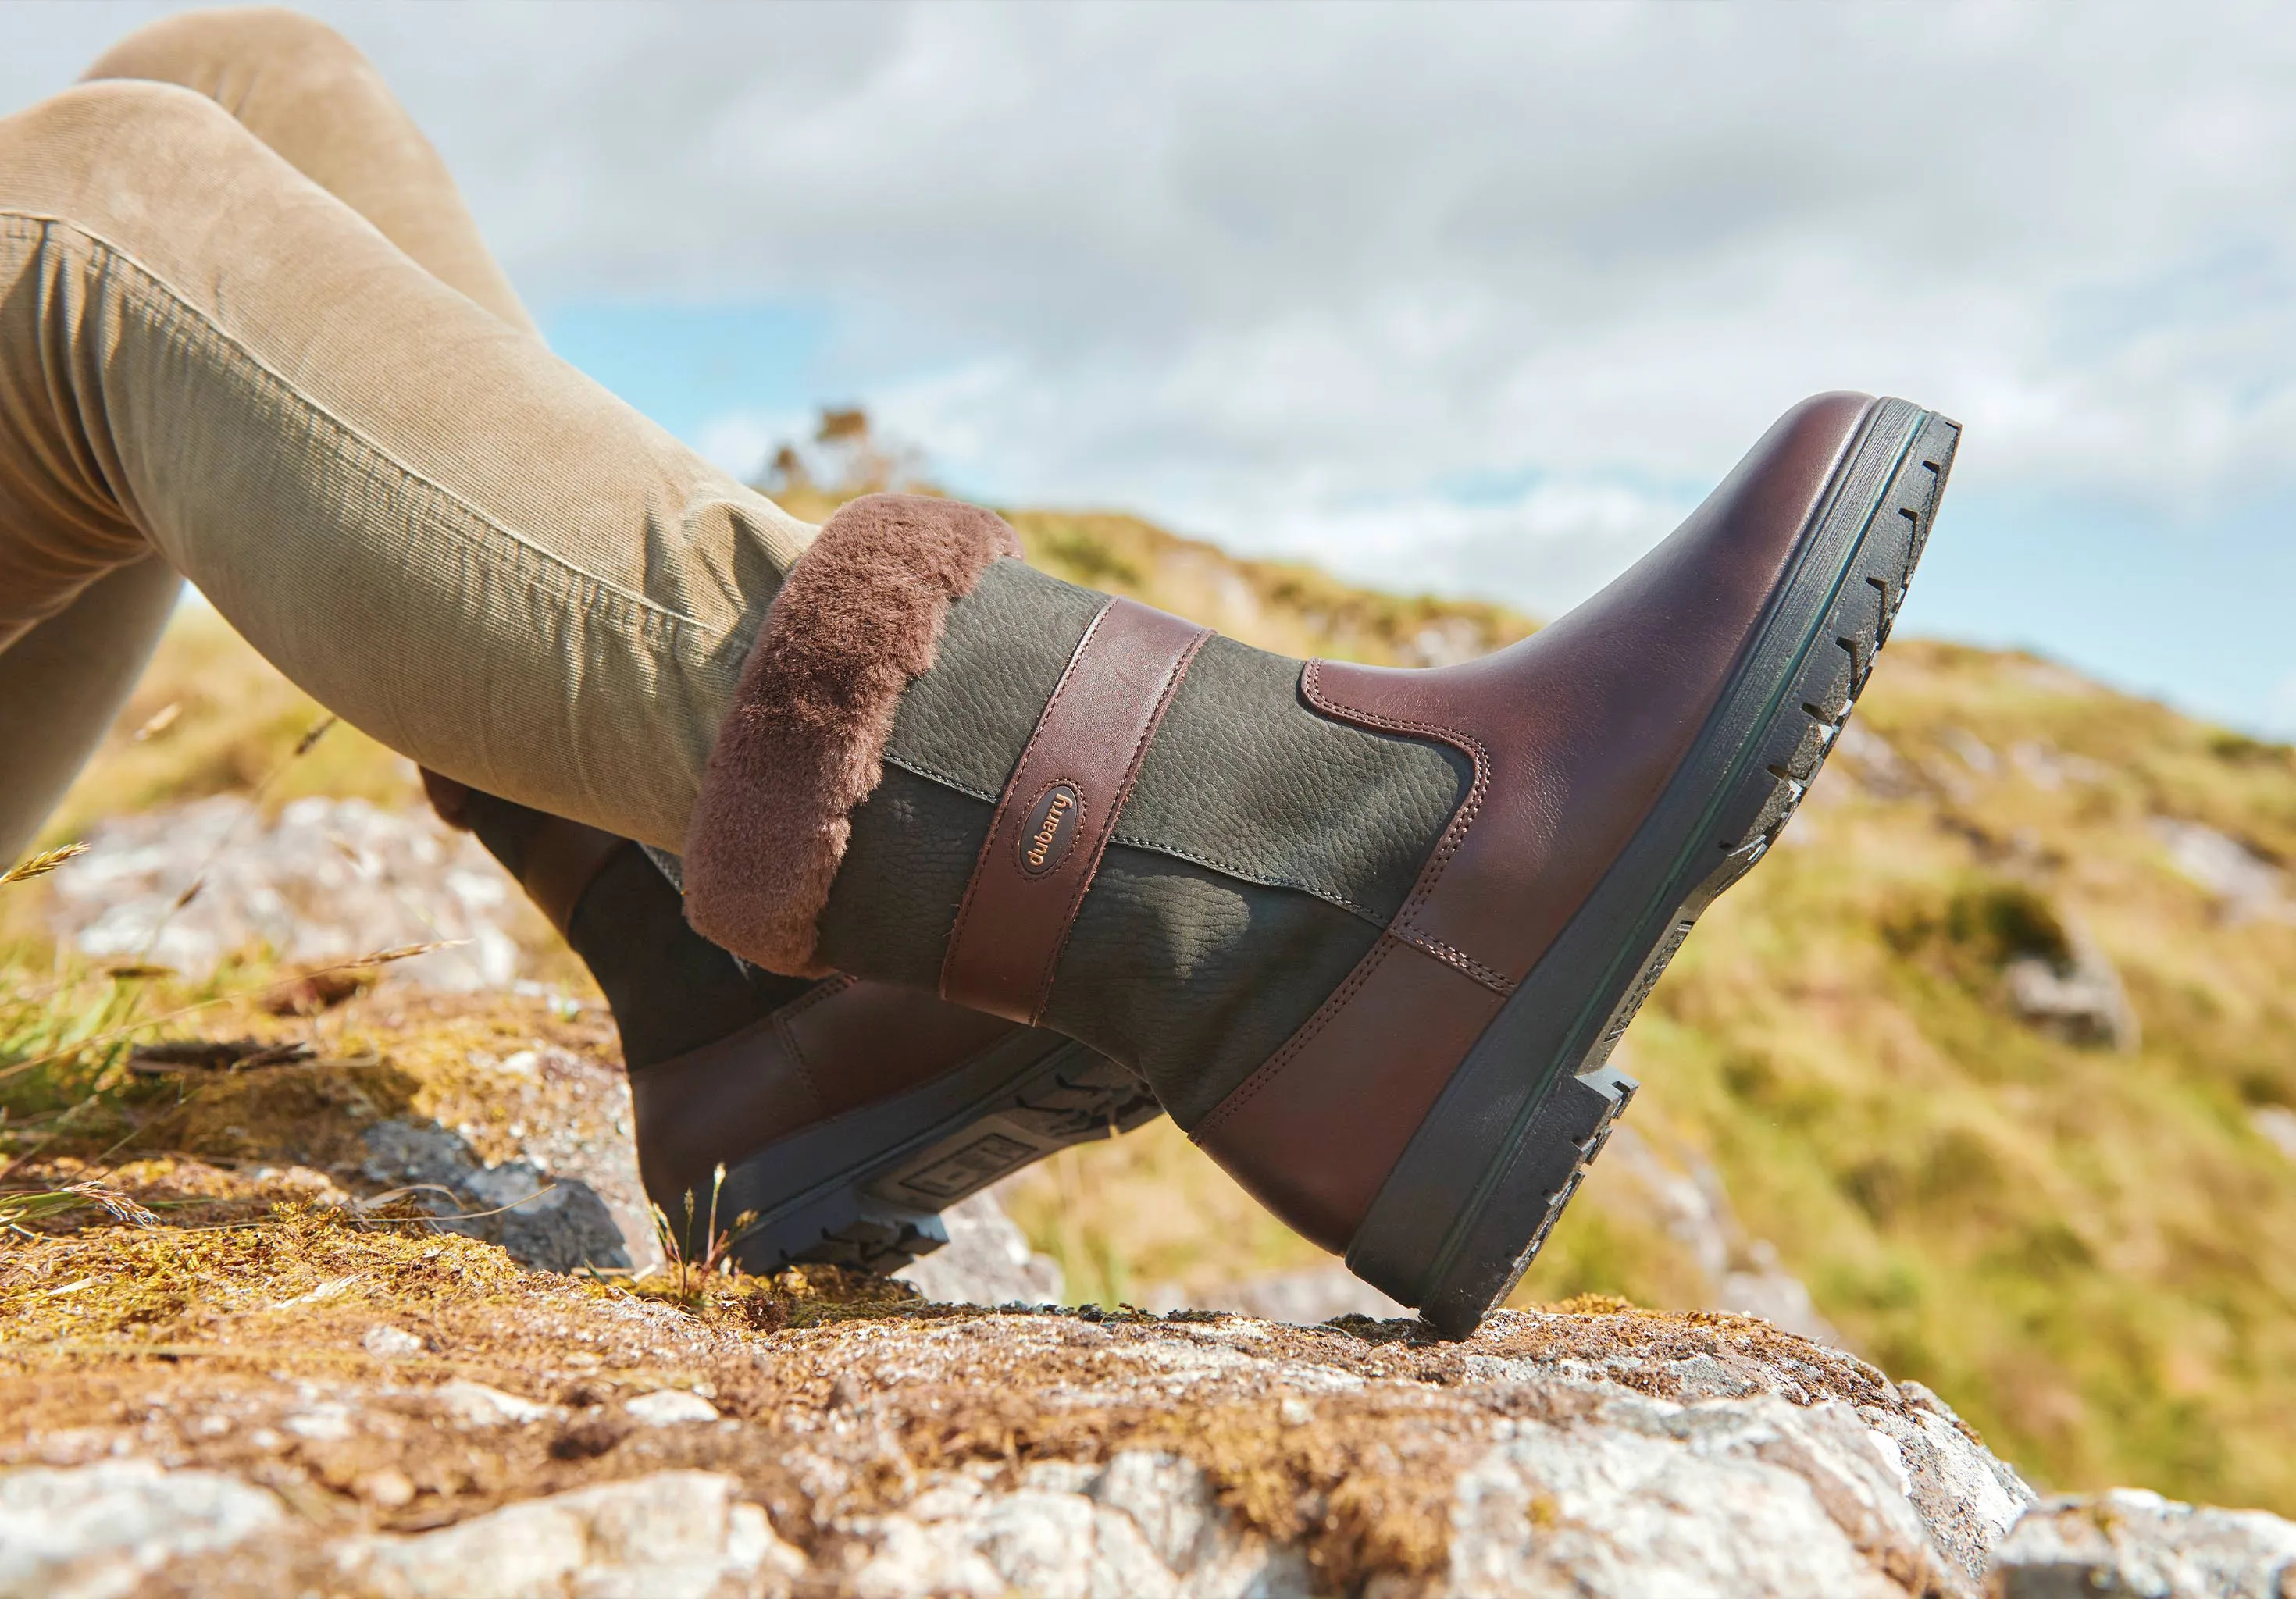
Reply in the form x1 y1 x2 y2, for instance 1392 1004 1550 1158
1017 782 1083 877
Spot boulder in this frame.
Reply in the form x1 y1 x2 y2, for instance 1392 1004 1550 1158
1987 1489 2296 1599
16 1296 2296 1596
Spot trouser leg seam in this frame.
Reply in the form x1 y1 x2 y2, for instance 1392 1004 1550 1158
2 210 714 662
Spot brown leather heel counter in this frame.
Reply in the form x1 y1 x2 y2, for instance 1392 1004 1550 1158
1194 937 1504 1252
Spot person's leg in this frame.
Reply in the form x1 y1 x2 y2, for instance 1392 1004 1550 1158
81 6 537 335
0 555 179 861
0 14 1150 1277
0 77 808 852
0 9 544 867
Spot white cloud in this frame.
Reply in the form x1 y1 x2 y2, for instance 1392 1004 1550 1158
12 2 2296 626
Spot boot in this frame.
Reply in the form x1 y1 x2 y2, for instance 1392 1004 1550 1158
421 775 1159 1275
685 393 1959 1335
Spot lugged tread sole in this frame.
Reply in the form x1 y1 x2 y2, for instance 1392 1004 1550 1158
712 1044 1160 1280
1346 397 1961 1339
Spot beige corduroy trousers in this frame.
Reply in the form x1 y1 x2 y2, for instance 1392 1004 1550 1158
0 7 812 864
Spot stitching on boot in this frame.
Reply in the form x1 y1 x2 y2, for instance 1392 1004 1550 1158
1028 620 1210 1014
940 599 1117 988
1195 933 1399 1137
1301 659 1497 970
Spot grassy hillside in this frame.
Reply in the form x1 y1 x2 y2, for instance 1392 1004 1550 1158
10 507 2296 1517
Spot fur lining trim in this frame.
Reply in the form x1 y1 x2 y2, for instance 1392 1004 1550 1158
683 493 1023 974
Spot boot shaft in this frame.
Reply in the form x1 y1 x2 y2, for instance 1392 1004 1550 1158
814 555 1470 1124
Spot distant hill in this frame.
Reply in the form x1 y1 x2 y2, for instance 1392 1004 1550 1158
29 500 2296 1517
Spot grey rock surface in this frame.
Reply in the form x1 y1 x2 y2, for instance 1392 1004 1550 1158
334 1470 807 1599
893 1188 1064 1307
1153 1262 1411 1323
10 1303 2059 1598
2004 930 2139 1051
45 793 532 988
360 1117 630 1273
1988 1488 2296 1599
0 1460 283 1599
831 1453 1313 1599
13 1306 2288 1599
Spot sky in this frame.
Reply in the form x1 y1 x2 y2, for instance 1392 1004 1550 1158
7 2 2296 735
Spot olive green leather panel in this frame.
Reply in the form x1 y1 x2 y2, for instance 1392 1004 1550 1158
1123 632 1469 925
1044 843 1380 1127
884 559 1466 928
815 764 993 990
882 558 1105 799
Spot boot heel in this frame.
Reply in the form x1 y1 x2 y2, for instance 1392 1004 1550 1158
1415 1063 1636 1337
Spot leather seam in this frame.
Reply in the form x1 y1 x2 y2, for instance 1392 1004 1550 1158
939 600 1118 1002
1196 934 1397 1138
1302 658 1498 974
773 974 854 1117
1391 927 1517 995
883 753 1392 926
772 1010 828 1121
1028 623 1212 1019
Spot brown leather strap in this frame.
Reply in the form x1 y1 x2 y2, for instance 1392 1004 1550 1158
940 597 1211 1024
523 817 629 935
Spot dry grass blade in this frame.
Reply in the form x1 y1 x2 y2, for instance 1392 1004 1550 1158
644 1163 761 1307
0 1179 158 1235
0 939 465 1086
353 1183 559 1224
1 842 87 888
126 1038 316 1074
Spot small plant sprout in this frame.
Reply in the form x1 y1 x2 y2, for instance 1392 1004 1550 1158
647 1163 759 1306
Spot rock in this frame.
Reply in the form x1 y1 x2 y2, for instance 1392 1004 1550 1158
2005 928 2139 1051
360 1118 630 1273
1987 1488 2296 1598
2255 1104 2296 1163
893 1190 1063 1307
831 1453 1313 1598
44 794 531 988
333 1469 804 1599
1715 1253 1843 1348
1157 1264 1410 1323
55 1301 2296 1599
355 1469 417 1509
0 1460 283 1599
361 1323 425 1360
1569 1118 1845 1346
1449 1393 1960 1597
429 1380 562 1430
2152 817 2295 924
625 1390 721 1426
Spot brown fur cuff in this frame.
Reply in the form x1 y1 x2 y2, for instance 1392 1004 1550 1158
683 493 1023 974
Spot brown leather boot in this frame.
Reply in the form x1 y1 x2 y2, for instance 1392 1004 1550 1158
683 394 1959 1334
423 778 1158 1276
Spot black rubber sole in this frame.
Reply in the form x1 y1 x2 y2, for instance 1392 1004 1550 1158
1346 397 1961 1338
711 1033 1160 1278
